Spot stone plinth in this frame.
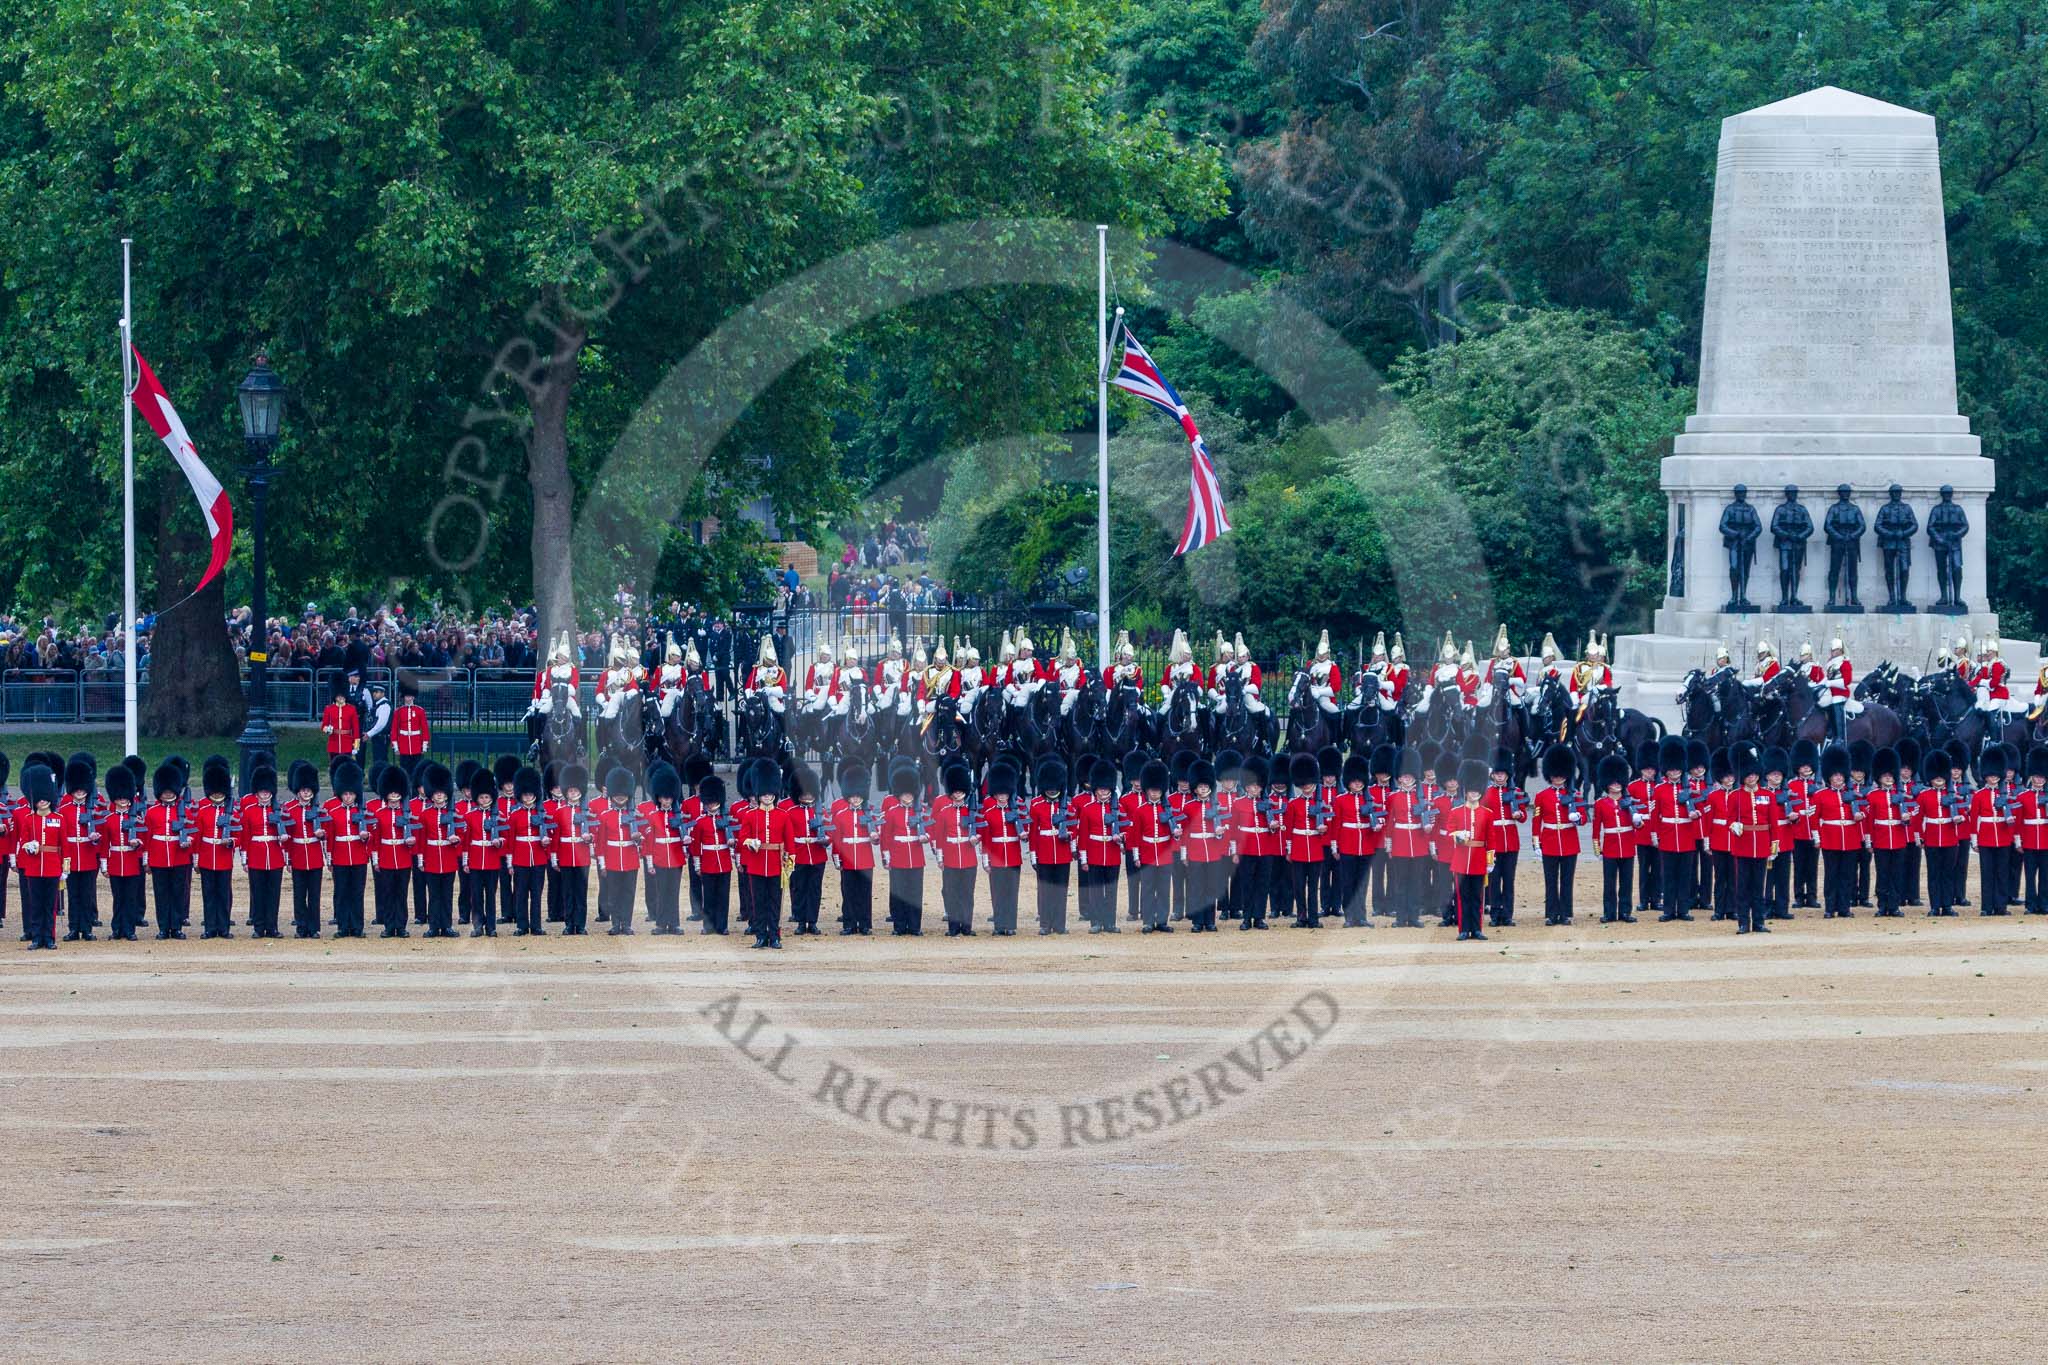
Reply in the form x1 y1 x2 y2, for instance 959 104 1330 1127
1615 86 2029 708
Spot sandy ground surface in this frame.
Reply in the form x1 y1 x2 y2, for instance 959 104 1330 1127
3 859 2046 1363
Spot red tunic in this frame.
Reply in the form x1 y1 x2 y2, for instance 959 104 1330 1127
1381 788 1429 859
1726 788 1781 860
58 798 102 872
193 800 238 872
15 810 64 878
1129 799 1180 868
1703 786 1735 854
322 700 361 757
639 802 686 870
1280 795 1327 864
505 804 551 867
879 798 926 870
463 805 507 873
686 811 734 875
1531 786 1585 857
282 798 325 872
1026 797 1075 866
414 803 463 875
780 803 831 867
979 797 1025 869
237 800 288 872
1812 788 1863 852
594 803 643 873
1480 785 1522 853
1784 777 1820 843
1329 791 1377 857
1438 803 1494 876
1231 793 1284 859
391 702 431 756
322 798 371 867
827 800 878 871
1073 795 1125 868
927 794 981 870
550 799 594 868
1649 782 1700 854
1915 788 1963 849
1862 787 1912 852
1594 794 1638 859
2014 788 2048 852
370 803 415 871
1971 787 2016 849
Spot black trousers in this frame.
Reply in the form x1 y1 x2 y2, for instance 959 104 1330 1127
1658 848 1696 918
546 864 564 921
1034 862 1069 933
646 865 682 931
1694 846 1712 909
1735 856 1769 932
839 866 874 933
248 866 283 936
1137 862 1170 929
1874 847 1905 915
457 867 472 924
0 862 9 926
1453 870 1486 934
21 875 58 947
1978 845 2014 914
2024 847 2048 914
699 870 731 934
688 866 703 921
987 864 1020 934
1077 863 1114 930
199 866 235 938
1236 855 1273 926
1542 854 1577 923
65 870 98 937
372 866 410 935
422 870 456 935
1486 849 1518 924
510 865 545 934
470 867 500 933
412 857 429 924
1766 851 1792 918
330 863 367 935
559 864 589 933
1186 859 1223 930
108 874 145 937
737 858 755 929
1287 859 1321 926
888 866 925 933
1386 856 1427 927
600 868 638 932
1336 852 1371 925
791 861 825 930
1636 841 1659 910
1710 850 1735 919
1904 842 1923 904
1792 841 1819 906
941 864 977 932
748 872 782 943
1854 847 1871 905
1822 848 1854 917
1171 860 1187 921
1927 844 1963 913
1601 856 1633 920
151 865 193 935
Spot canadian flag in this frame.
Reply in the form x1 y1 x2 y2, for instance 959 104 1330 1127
129 345 233 595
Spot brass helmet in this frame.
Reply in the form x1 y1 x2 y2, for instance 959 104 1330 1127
1214 631 1235 664
1756 638 1776 659
1314 628 1333 662
1369 630 1388 664
1058 626 1079 663
1169 628 1193 665
1491 624 1512 660
931 637 950 667
1439 630 1458 664
998 629 1016 664
1538 632 1559 664
756 634 778 668
664 631 681 664
1389 631 1406 664
840 636 860 665
1115 630 1135 663
1586 632 1607 663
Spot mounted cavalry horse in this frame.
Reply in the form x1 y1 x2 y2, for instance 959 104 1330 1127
1156 676 1210 769
1676 667 1751 750
1571 685 1662 786
1283 670 1339 755
1752 667 1903 752
1210 670 1273 759
527 677 584 771
1341 670 1398 754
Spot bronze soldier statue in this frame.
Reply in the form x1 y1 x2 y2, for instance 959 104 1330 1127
1928 485 1969 613
1768 485 1812 612
1823 484 1865 612
1874 484 1917 613
1719 485 1762 613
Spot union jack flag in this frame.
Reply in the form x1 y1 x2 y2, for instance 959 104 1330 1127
1110 326 1232 555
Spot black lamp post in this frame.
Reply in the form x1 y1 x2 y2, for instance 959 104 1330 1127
234 355 286 793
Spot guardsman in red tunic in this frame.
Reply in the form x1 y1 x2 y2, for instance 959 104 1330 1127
1862 748 1913 917
1101 630 1146 695
411 763 462 937
685 773 733 934
1378 751 1429 928
1330 752 1379 927
1227 754 1281 930
1072 756 1125 933
462 768 505 935
550 763 594 934
1128 759 1180 933
320 760 370 936
1027 757 1076 934
636 762 686 935
1531 744 1586 925
368 764 414 938
1277 752 1326 929
281 762 327 938
593 766 643 935
391 684 431 783
1725 754 1781 933
1784 739 1821 909
191 762 238 939
1811 745 1861 919
780 765 831 936
1626 741 1659 915
58 757 102 941
321 681 362 772
1703 749 1738 921
1592 754 1640 923
15 763 64 949
928 763 981 936
1971 744 2018 915
2016 747 2048 916
99 764 146 940
736 762 784 948
238 764 288 938
1973 638 2011 714
1479 753 1523 927
828 762 878 936
1179 759 1230 932
880 761 927 935
1650 736 1698 921
1915 757 1964 917
979 761 1026 936
1440 759 1495 940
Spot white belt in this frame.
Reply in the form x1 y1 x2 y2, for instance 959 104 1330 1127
1540 822 1576 831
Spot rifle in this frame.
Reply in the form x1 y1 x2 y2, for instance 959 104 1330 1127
1564 789 1592 824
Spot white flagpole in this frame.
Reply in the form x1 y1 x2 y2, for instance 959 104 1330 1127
120 238 138 758
1095 224 1110 671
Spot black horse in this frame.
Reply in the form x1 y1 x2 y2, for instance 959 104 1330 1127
1157 678 1209 768
1283 671 1337 755
1573 686 1661 786
527 679 584 771
1676 668 1748 749
595 688 645 788
1341 673 1397 754
1211 671 1273 759
737 691 788 765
